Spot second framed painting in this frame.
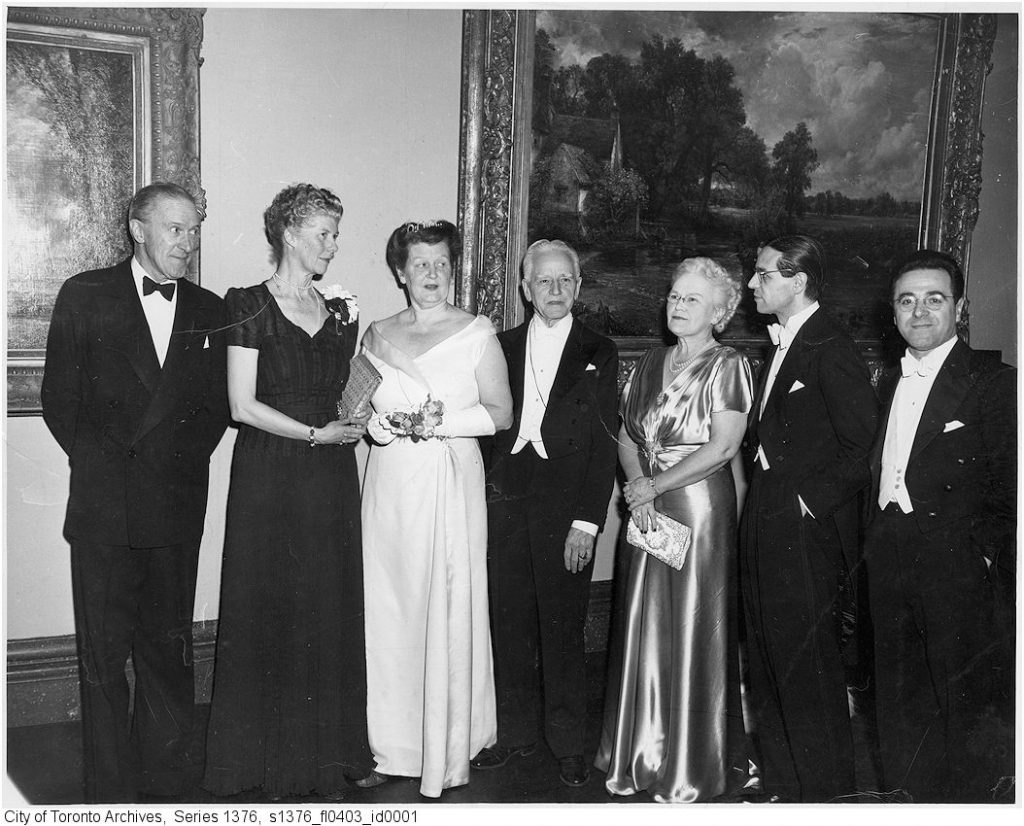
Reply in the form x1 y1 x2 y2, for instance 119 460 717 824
457 9 995 364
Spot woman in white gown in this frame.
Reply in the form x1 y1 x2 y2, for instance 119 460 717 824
361 220 512 798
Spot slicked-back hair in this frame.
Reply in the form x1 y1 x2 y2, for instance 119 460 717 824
522 238 581 282
128 182 197 224
763 234 827 301
263 183 344 265
385 220 461 275
890 248 965 303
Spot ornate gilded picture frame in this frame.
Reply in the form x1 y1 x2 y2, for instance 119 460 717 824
5 6 205 415
456 10 995 377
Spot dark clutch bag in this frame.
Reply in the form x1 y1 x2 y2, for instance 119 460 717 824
337 353 382 420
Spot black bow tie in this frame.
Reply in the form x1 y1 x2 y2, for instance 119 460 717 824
143 276 175 301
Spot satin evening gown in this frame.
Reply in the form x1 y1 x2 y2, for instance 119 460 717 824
596 344 753 802
360 316 498 799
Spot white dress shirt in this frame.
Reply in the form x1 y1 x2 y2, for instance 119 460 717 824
131 257 177 367
878 335 958 513
513 314 597 538
755 302 820 516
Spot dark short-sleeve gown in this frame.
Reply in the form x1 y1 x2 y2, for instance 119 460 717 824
203 284 373 797
595 344 753 802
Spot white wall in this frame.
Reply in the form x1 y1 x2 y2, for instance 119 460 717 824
5 8 464 639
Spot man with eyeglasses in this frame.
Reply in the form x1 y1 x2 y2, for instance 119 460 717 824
739 234 878 802
864 249 1015 802
474 239 618 787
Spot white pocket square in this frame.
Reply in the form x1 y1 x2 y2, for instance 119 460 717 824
789 380 805 393
203 336 210 349
943 420 965 433
586 363 597 371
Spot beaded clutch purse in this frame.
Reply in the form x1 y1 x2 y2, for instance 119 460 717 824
337 353 382 420
626 511 692 570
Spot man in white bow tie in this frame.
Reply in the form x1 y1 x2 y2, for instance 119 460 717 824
475 239 618 787
865 250 1016 802
739 235 878 802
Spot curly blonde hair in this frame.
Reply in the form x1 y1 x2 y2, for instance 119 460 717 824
670 257 742 334
264 183 343 265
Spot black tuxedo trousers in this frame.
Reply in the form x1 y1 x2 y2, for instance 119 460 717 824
486 444 595 758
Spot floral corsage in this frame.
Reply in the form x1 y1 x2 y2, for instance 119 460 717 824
384 395 445 442
320 284 359 333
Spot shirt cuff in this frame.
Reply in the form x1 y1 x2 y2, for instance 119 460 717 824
571 520 598 537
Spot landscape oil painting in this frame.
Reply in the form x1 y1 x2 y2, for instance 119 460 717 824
5 27 143 355
527 10 941 345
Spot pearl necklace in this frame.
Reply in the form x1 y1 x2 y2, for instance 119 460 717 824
272 271 316 298
668 340 713 373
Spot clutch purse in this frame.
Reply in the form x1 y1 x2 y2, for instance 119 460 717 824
626 511 692 570
337 353 382 420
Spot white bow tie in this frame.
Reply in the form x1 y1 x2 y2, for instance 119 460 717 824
901 354 935 379
767 323 794 350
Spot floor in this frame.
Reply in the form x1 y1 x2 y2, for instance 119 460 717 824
6 654 886 806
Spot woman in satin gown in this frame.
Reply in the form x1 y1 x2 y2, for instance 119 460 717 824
204 184 379 797
360 220 512 798
596 257 753 802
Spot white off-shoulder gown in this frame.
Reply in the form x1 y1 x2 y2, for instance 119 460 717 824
360 316 497 798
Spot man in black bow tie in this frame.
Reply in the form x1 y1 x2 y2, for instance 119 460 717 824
865 250 1015 802
42 182 229 802
739 235 878 802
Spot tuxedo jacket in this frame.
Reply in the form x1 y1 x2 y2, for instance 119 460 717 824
488 317 619 530
41 259 229 548
868 339 1017 583
745 308 879 569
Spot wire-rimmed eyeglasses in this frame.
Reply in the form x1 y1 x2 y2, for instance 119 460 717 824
893 294 953 313
751 268 793 285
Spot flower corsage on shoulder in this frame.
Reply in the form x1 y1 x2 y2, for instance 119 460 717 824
384 395 445 442
320 284 359 333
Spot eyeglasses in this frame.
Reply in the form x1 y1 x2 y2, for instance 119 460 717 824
894 294 953 312
752 268 793 285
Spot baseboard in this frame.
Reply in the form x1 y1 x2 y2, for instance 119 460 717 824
6 582 613 728
6 621 218 729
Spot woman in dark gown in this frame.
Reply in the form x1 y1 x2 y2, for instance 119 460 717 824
203 184 381 798
596 257 753 803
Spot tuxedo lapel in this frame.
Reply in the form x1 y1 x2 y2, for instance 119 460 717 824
506 323 528 412
868 367 900 487
135 280 212 442
750 347 773 421
910 339 971 461
546 320 589 410
104 262 162 395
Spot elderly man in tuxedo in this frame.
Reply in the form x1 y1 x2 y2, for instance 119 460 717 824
473 239 618 787
866 250 1015 803
739 235 878 802
42 182 228 802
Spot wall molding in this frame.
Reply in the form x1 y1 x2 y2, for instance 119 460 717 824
7 584 613 728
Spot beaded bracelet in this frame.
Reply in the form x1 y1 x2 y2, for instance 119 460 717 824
308 426 316 448
649 476 659 496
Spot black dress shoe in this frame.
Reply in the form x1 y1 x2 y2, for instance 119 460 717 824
470 744 537 770
352 770 388 789
558 755 590 787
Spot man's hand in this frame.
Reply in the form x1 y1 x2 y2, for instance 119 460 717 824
564 527 595 574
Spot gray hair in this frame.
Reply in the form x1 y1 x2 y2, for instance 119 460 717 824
671 257 742 333
522 239 581 281
128 182 197 224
